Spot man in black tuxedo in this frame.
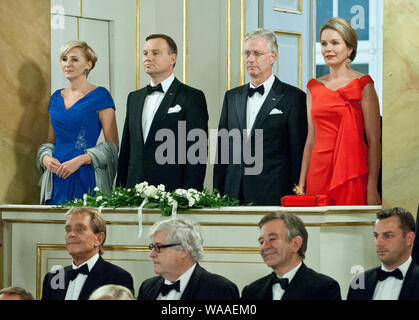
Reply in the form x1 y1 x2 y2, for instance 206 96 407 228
347 207 419 300
41 207 134 300
213 29 307 205
137 218 239 300
116 34 208 191
242 212 341 300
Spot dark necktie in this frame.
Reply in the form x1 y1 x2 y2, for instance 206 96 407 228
68 264 90 281
248 84 264 97
271 273 289 290
146 83 164 95
377 268 403 281
161 280 180 296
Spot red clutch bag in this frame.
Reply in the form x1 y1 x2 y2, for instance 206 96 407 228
280 195 329 207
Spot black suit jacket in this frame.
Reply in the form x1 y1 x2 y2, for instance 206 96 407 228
41 256 134 300
213 77 307 205
347 260 419 300
241 263 341 300
137 263 239 300
116 77 208 191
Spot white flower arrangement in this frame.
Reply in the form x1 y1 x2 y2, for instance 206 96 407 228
63 182 240 216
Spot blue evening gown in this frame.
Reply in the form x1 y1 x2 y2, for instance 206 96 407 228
46 87 115 205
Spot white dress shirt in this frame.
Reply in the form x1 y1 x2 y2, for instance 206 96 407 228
65 253 100 300
272 262 302 300
157 263 197 300
246 73 275 137
373 256 412 300
142 73 175 142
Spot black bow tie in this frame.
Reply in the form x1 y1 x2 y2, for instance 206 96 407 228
271 273 289 290
248 84 264 97
377 268 404 281
68 264 89 281
161 280 180 296
146 83 164 95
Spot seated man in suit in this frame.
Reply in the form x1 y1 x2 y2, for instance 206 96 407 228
347 207 419 300
137 218 239 300
116 33 208 191
42 207 134 300
242 212 341 300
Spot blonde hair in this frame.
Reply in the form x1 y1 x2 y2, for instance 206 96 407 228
320 17 358 62
89 285 134 300
59 40 98 72
65 207 106 255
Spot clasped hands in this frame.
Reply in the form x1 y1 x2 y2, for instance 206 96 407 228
42 155 84 179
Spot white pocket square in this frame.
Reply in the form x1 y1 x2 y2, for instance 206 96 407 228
269 108 283 115
168 104 182 114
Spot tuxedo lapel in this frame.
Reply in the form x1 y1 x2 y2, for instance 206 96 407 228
133 90 147 146
150 277 165 300
180 264 203 300
234 85 248 133
145 78 180 146
398 261 419 300
281 263 307 300
77 256 105 300
250 77 285 138
364 268 379 300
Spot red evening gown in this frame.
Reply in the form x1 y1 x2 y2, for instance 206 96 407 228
306 75 373 205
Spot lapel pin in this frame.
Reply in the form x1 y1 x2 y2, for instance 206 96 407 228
272 98 276 101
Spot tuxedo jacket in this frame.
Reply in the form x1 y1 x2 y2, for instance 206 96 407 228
116 77 208 191
241 263 341 300
213 76 307 205
347 261 419 300
41 256 134 300
137 263 239 300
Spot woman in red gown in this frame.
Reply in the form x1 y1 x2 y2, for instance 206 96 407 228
297 17 381 205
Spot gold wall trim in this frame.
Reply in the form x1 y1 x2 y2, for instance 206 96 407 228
240 0 245 85
183 0 188 84
273 0 302 14
136 0 140 89
274 29 302 88
227 0 231 90
3 219 375 228
0 207 381 215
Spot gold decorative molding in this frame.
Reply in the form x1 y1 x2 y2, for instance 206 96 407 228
227 0 231 90
3 219 375 228
183 0 188 84
273 0 302 14
136 0 140 89
240 0 245 85
274 29 303 88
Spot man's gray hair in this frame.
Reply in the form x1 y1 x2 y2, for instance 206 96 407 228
244 28 278 55
149 218 204 262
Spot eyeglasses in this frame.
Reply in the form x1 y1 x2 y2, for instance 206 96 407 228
242 50 272 58
148 243 181 253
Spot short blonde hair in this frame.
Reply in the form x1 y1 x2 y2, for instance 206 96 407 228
89 285 134 300
320 17 358 62
65 207 106 255
59 40 98 71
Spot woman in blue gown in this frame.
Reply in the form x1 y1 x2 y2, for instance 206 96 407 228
41 40 119 205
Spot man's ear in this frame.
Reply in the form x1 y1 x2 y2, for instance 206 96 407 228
292 236 303 254
406 231 415 246
95 232 105 247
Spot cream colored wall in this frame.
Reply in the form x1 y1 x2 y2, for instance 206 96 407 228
0 0 50 204
382 1 419 215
